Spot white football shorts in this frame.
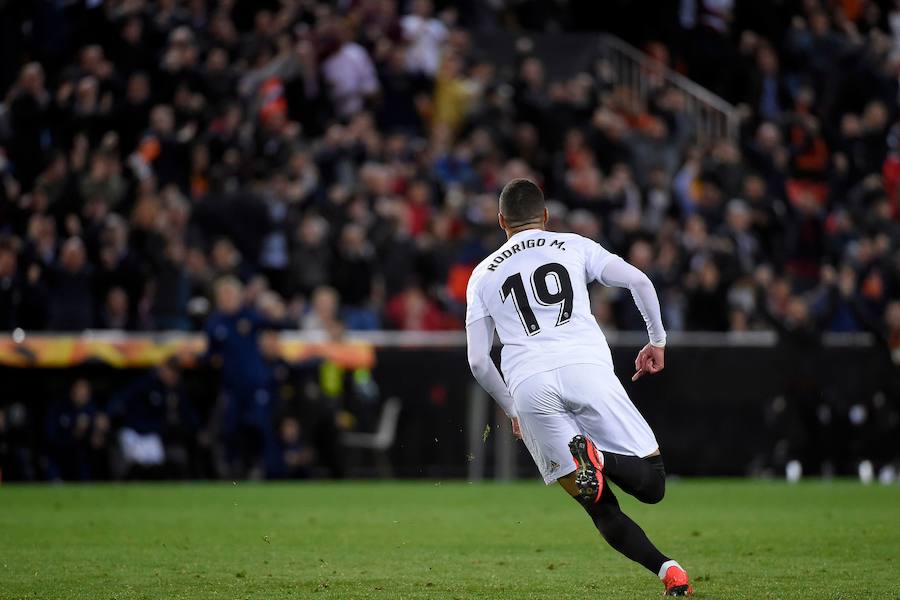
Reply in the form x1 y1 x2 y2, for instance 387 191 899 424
513 363 659 484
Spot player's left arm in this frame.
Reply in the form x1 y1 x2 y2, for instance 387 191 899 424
465 316 521 439
597 256 667 382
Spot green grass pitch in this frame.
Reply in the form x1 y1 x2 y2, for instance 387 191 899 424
1 480 898 599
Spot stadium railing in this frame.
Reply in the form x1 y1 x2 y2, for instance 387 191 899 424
597 34 740 143
467 31 738 143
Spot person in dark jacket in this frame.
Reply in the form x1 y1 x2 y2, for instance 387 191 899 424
271 417 314 479
0 236 22 330
685 260 730 331
7 63 51 190
205 276 279 478
45 379 108 481
331 223 375 308
150 238 191 330
47 237 94 331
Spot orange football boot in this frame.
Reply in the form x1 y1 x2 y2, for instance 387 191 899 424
568 435 605 504
662 564 693 596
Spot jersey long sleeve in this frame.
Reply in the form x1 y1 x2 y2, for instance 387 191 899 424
465 315 516 417
598 256 667 347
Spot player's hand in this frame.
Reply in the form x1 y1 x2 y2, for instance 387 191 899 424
511 417 522 440
632 344 665 381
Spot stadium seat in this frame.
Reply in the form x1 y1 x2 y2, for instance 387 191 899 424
341 397 402 478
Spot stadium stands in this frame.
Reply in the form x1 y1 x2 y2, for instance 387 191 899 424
0 0 896 340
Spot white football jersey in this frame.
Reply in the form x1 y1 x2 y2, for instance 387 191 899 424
465 229 618 394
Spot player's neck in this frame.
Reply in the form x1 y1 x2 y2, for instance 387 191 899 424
505 224 545 239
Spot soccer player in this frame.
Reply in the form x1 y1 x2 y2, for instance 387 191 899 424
465 179 693 596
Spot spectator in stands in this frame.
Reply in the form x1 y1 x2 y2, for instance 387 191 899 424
288 215 331 298
302 286 341 333
685 260 730 331
401 0 449 79
150 238 191 331
6 63 50 190
331 223 376 312
749 44 790 123
99 287 132 330
385 284 458 331
47 237 94 331
93 215 143 326
0 236 22 329
321 22 380 120
209 238 249 282
885 301 900 366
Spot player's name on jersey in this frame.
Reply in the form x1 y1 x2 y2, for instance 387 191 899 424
487 237 566 271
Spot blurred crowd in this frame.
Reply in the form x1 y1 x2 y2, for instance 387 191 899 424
0 0 897 354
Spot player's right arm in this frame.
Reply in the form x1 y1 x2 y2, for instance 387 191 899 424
465 268 520 436
465 315 517 419
584 241 667 381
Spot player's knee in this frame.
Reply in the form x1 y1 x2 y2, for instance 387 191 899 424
642 479 665 504
640 457 666 504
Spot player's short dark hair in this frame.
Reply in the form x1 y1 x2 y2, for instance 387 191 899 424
499 178 545 227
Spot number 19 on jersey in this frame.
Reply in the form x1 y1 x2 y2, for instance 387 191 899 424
500 262 574 336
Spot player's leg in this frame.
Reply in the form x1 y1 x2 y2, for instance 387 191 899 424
602 450 666 504
513 369 580 485
558 471 668 571
514 367 691 595
563 364 666 503
558 364 693 595
559 453 692 596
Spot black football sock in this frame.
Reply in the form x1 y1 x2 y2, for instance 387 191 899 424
578 484 669 575
601 452 666 504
